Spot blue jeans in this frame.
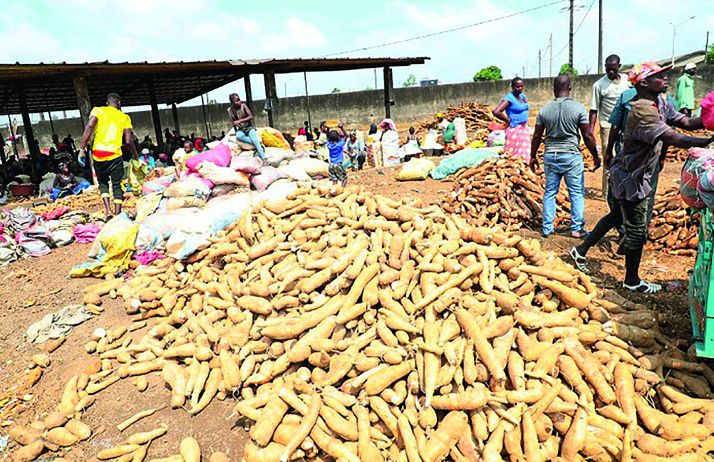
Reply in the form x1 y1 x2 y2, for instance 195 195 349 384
542 152 585 235
236 128 265 160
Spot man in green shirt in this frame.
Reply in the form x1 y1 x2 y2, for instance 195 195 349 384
675 63 696 116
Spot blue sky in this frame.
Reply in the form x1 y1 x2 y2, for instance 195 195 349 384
1 0 711 114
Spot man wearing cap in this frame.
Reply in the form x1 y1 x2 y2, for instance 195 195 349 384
675 63 697 117
570 62 713 293
590 54 631 198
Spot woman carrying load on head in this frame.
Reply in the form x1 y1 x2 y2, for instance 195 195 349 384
493 77 531 162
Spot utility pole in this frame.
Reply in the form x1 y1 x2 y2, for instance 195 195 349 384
569 0 574 70
522 66 525 78
549 34 553 77
706 31 710 56
538 49 542 78
597 0 603 73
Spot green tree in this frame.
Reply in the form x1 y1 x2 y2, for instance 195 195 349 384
331 87 341 94
473 65 503 82
403 74 417 87
558 63 578 76
707 45 714 65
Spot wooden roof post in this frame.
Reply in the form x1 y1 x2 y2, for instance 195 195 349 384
72 75 91 126
17 86 39 180
147 79 163 150
171 103 180 136
263 71 276 127
244 75 253 110
383 67 393 119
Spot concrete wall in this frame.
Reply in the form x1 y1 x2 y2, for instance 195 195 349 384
19 65 714 148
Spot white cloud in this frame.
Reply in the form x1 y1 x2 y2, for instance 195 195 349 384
0 23 60 63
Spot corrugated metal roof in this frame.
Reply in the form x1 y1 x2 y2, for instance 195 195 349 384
0 57 428 115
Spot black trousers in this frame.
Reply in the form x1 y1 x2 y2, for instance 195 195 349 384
94 157 124 201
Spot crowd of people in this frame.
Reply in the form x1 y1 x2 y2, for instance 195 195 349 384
495 55 713 294
6 57 710 295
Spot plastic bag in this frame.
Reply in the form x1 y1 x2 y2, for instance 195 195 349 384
142 208 198 239
127 159 147 192
141 175 174 195
211 184 238 197
198 162 250 186
185 143 231 171
288 157 329 177
230 155 262 174
165 192 254 260
259 127 290 148
69 213 138 278
164 175 212 198
702 91 714 131
395 158 436 181
167 196 208 210
453 117 467 145
135 225 164 252
430 148 500 180
264 147 295 167
487 130 506 147
278 162 311 182
251 166 287 192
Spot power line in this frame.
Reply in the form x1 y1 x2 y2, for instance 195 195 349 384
552 0 595 61
320 0 568 57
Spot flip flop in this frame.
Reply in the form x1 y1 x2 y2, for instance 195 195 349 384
568 247 589 274
623 280 662 294
571 230 590 239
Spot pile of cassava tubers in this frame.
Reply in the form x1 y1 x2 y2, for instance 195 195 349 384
11 183 714 462
648 186 700 256
442 157 572 230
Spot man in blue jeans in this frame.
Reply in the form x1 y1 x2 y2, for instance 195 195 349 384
228 93 266 161
530 75 600 237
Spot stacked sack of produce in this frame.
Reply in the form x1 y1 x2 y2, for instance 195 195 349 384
680 148 714 209
70 138 334 272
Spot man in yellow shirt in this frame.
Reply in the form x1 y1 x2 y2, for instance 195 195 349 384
79 93 137 217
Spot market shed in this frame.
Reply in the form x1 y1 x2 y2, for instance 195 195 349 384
0 57 428 164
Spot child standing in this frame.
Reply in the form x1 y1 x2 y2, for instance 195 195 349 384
327 124 348 186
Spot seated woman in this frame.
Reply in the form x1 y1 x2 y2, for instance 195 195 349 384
51 162 89 200
138 148 156 170
344 131 366 170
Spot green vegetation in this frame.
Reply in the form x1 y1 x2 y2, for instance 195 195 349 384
331 87 341 94
558 63 578 76
707 45 714 65
473 65 503 82
403 74 417 87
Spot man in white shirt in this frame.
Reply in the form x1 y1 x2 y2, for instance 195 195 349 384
590 54 631 198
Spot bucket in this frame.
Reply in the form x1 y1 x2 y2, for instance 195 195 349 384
10 183 33 197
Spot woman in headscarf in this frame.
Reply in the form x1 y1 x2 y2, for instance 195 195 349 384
379 119 400 168
50 162 88 200
365 123 381 170
493 77 531 162
138 148 156 170
194 138 207 153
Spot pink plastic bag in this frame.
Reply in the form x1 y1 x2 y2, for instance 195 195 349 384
230 156 262 174
73 223 102 243
185 144 231 171
702 91 714 131
250 166 286 192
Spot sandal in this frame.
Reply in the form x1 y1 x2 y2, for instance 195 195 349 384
568 247 589 274
623 280 662 294
571 230 590 239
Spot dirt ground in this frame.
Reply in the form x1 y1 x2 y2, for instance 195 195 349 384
0 159 697 460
